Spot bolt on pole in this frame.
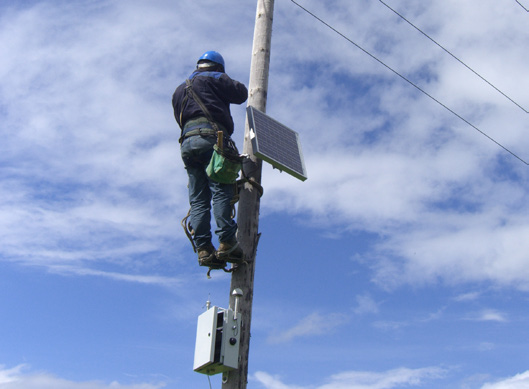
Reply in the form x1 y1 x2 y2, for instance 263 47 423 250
222 0 275 388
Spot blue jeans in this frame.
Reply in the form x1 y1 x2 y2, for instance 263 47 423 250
181 135 237 248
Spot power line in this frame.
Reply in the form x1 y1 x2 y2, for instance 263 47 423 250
290 0 529 166
516 0 529 11
378 0 529 114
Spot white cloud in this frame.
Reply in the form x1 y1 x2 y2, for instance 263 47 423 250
253 367 446 389
2 0 529 294
318 368 445 389
264 0 529 292
0 365 164 389
253 368 529 389
353 294 380 315
481 371 529 389
466 309 508 323
0 0 192 274
454 291 482 302
47 265 184 287
268 311 349 344
253 372 305 389
1 1 529 388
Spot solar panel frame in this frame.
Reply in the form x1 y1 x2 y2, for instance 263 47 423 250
246 106 307 181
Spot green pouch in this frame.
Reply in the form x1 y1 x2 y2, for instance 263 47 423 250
206 145 242 184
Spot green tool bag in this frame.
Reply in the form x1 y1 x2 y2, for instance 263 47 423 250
206 144 242 184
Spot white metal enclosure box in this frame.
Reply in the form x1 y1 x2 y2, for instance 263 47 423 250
193 306 241 375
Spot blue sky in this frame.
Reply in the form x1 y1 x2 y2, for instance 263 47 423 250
1 0 529 388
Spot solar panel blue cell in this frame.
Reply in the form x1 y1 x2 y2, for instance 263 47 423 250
246 106 307 181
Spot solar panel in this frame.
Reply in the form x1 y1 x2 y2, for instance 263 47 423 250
246 106 307 181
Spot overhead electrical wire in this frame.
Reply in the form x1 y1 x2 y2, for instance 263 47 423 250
516 0 529 12
378 0 529 114
290 0 529 166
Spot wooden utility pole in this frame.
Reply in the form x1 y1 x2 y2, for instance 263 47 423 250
222 0 274 388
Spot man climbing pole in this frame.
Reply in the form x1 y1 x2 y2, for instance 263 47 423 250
172 51 248 270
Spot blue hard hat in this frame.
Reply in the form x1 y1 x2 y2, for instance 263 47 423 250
197 51 225 68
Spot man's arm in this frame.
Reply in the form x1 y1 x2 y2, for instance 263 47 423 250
221 74 248 105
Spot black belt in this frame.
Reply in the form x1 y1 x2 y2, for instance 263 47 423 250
182 128 217 139
180 117 228 143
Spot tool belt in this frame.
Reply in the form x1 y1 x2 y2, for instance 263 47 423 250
179 117 226 143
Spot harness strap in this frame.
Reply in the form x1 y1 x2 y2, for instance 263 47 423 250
179 79 227 144
185 79 220 132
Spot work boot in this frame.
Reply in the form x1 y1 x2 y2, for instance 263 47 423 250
217 240 244 263
197 243 225 268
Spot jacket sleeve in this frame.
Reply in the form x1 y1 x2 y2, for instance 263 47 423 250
221 74 248 105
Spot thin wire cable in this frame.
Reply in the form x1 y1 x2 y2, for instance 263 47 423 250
378 0 529 114
290 0 529 165
516 0 529 11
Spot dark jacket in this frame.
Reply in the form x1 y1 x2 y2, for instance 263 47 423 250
172 69 248 136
